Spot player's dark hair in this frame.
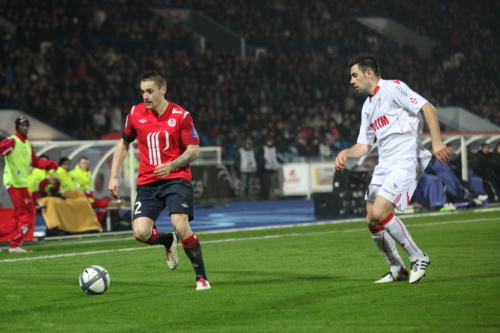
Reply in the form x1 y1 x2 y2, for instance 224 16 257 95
59 157 70 166
141 71 167 89
349 53 381 77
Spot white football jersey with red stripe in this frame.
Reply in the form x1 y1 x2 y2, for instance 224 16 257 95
123 102 199 185
357 79 432 165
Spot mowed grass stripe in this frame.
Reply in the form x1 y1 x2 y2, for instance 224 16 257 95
1 215 498 263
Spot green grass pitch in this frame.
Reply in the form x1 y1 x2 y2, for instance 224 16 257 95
1 209 499 332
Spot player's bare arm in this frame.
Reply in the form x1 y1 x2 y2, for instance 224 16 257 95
108 139 130 198
153 144 200 178
334 143 372 171
420 103 450 164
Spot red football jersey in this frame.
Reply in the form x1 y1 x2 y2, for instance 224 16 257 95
123 102 199 185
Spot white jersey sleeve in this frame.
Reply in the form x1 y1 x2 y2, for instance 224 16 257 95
387 80 428 115
357 99 376 146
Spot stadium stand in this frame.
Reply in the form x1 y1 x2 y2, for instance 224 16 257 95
1 0 499 161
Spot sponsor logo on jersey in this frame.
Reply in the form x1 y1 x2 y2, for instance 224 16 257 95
139 119 147 123
391 183 398 191
168 118 176 127
191 127 199 139
370 115 390 131
172 108 183 114
394 85 409 97
410 97 418 104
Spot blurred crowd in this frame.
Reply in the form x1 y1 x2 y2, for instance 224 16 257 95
1 0 499 162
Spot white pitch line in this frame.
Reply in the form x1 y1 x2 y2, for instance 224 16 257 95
1 216 498 263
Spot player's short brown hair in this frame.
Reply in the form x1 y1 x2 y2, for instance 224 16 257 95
141 71 167 89
349 53 381 77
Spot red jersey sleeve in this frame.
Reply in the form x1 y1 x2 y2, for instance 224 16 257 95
31 146 58 170
181 112 200 145
0 137 15 156
122 107 137 143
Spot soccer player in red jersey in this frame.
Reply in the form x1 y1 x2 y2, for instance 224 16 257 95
108 71 210 290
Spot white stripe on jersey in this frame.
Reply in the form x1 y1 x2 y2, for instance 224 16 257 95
1 147 13 156
153 132 160 165
147 132 161 165
147 133 154 165
183 111 189 119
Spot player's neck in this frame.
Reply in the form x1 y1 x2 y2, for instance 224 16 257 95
153 100 169 116
368 78 381 96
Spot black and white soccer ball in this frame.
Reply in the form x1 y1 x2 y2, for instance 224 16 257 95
79 265 110 295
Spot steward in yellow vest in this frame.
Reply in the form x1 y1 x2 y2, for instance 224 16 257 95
0 117 58 252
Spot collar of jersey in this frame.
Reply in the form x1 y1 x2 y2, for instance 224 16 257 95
15 132 28 143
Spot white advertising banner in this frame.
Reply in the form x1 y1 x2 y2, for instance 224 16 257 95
282 163 310 196
309 162 335 192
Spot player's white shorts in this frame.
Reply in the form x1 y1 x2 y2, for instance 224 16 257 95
365 158 421 212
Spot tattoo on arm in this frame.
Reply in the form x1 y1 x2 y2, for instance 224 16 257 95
170 150 197 170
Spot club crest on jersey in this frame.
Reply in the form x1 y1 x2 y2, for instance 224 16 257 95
168 119 176 127
191 127 199 139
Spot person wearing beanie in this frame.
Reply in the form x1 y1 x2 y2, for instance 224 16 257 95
0 116 58 253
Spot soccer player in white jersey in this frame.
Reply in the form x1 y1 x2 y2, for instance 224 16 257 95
334 53 450 284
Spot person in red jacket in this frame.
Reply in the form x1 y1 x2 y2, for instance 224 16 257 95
0 117 58 253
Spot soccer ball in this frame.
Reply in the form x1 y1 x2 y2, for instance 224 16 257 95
79 265 110 295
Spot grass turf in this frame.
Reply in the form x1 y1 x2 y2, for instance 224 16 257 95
0 209 499 332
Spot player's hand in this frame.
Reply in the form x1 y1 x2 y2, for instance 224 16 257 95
431 142 451 164
108 178 120 199
154 163 173 179
334 151 348 171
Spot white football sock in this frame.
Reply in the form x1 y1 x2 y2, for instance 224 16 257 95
370 226 405 273
380 214 424 258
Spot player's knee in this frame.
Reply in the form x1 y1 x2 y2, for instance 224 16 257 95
365 216 379 228
171 214 191 238
133 226 150 243
371 207 391 223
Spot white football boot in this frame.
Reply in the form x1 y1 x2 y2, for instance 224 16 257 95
409 254 431 283
196 278 211 290
165 232 179 270
375 268 409 283
8 247 33 253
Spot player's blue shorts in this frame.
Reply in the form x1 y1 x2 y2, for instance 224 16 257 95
133 178 194 222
